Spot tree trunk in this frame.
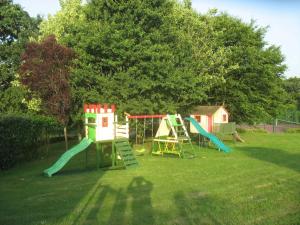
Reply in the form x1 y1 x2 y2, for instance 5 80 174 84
64 126 68 151
46 130 50 157
77 124 82 142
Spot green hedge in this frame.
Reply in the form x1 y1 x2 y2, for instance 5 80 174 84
0 114 62 170
285 128 300 133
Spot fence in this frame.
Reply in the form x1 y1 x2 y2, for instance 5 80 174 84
237 119 300 133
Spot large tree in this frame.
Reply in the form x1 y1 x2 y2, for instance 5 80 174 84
203 12 287 123
0 0 41 113
19 35 75 149
39 0 287 124
40 0 233 116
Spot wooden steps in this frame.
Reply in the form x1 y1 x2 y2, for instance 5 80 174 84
114 139 138 168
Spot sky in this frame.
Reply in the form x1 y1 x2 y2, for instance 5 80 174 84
14 0 300 78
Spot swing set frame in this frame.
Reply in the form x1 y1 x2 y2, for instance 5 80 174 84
126 115 165 145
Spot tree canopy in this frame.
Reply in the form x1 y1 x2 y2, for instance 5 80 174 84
19 35 75 125
283 77 300 111
0 0 41 114
202 12 287 123
40 0 237 116
0 0 289 124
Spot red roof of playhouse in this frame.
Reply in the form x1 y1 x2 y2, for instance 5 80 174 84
84 103 116 113
191 105 229 116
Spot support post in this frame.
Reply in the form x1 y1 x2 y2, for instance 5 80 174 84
135 118 138 145
112 141 116 167
85 146 88 168
143 118 146 144
96 143 100 169
151 118 154 137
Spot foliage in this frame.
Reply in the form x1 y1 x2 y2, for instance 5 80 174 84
285 128 300 133
283 77 300 110
203 12 287 123
183 0 192 9
39 1 287 124
0 0 41 113
0 114 62 170
39 0 85 41
0 86 28 114
19 35 75 125
40 0 236 119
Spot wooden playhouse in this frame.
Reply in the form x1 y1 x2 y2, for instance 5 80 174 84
189 105 229 133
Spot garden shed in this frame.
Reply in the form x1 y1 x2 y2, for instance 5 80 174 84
190 105 229 133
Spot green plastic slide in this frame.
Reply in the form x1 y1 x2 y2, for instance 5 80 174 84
185 117 231 153
44 137 93 177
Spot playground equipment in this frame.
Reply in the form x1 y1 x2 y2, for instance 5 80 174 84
44 104 235 177
152 114 195 158
126 114 165 145
44 104 138 177
190 105 229 133
44 137 93 177
186 117 231 153
189 106 243 143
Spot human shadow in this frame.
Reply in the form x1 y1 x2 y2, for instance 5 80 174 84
237 146 300 173
127 176 154 225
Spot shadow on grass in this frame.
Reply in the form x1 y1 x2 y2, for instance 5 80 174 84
48 174 106 225
59 176 154 225
127 176 154 225
54 167 97 176
107 188 127 225
237 147 300 173
173 191 234 225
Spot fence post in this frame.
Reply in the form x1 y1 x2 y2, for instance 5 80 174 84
273 118 278 133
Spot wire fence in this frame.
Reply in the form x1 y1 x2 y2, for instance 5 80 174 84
237 119 300 133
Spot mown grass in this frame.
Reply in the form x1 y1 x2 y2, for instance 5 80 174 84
0 133 299 225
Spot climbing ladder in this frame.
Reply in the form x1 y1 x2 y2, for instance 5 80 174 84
166 114 190 140
113 139 138 168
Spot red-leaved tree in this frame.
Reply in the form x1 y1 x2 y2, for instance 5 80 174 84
19 35 75 150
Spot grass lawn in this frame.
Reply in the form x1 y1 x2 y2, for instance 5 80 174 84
0 132 299 225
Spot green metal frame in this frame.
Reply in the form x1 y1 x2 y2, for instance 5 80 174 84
152 139 182 157
152 139 194 159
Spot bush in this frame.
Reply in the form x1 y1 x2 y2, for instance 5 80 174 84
0 114 62 170
236 127 247 133
285 128 300 133
251 127 268 133
236 126 268 133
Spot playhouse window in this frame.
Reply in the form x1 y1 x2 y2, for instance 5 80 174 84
195 115 201 123
223 114 227 122
102 117 108 127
